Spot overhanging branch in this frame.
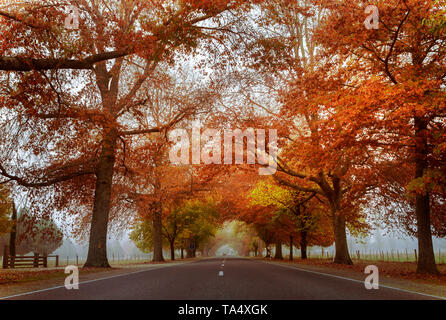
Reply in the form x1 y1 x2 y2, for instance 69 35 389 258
0 50 130 71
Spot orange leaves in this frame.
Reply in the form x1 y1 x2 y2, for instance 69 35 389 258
303 0 446 246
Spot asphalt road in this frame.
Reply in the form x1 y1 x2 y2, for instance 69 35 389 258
3 258 441 300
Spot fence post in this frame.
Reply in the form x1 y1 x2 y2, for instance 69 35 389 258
43 255 48 268
33 253 39 268
406 248 408 261
2 245 9 269
397 250 400 261
414 249 418 263
76 255 79 266
66 256 69 266
56 255 59 267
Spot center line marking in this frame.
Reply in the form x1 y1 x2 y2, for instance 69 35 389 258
219 271 224 276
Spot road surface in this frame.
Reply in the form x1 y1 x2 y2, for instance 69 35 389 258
3 258 441 300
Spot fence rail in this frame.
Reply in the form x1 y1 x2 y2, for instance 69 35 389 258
2 245 59 269
282 248 445 264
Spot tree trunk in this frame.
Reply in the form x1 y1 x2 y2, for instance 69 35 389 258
181 247 184 259
333 213 353 265
186 249 196 258
170 241 175 261
414 117 438 274
300 230 307 260
185 238 196 258
274 239 283 260
9 202 17 257
152 202 164 262
265 243 271 258
33 252 39 268
84 130 118 268
289 235 293 261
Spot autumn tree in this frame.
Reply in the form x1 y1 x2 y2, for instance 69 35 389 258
131 197 219 259
16 208 63 256
180 198 220 258
232 0 369 265
0 0 259 268
314 0 446 273
249 179 334 260
0 0 130 72
161 206 191 260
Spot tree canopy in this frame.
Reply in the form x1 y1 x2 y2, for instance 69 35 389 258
0 0 444 275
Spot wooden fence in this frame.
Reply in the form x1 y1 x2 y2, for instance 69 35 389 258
2 245 59 269
292 248 444 264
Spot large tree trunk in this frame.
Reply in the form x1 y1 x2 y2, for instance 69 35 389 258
169 240 175 261
274 239 283 260
152 202 164 262
84 130 118 268
414 117 438 274
300 230 307 260
181 247 184 259
289 235 293 261
333 213 353 265
9 202 17 257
